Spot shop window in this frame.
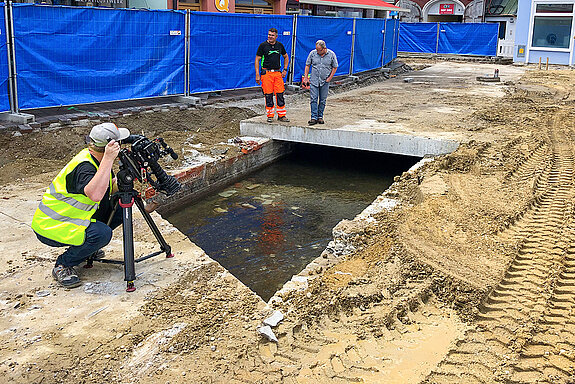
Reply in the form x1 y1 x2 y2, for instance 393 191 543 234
531 2 574 49
535 3 573 13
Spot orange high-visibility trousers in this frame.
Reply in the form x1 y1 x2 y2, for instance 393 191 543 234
261 71 286 118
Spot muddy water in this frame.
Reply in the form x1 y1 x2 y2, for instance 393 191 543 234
167 145 419 300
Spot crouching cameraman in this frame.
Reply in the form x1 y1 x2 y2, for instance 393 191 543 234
31 123 156 288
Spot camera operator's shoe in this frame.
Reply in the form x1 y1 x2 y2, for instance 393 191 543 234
278 116 290 122
90 249 105 260
52 265 81 288
267 117 274 123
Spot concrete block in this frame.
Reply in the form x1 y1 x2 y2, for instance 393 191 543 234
0 112 35 124
176 96 202 107
18 124 33 133
286 84 300 92
58 118 72 125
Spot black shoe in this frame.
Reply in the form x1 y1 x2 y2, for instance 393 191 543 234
52 265 81 288
91 249 105 260
317 118 324 124
308 119 317 125
267 117 273 123
278 116 290 122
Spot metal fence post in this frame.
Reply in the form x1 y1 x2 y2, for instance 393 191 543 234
435 22 440 54
4 0 18 114
184 10 190 96
393 19 399 59
381 20 386 67
288 14 297 85
349 17 356 75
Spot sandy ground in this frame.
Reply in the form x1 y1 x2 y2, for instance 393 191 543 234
1 60 575 383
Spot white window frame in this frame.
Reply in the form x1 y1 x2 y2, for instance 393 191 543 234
526 0 575 64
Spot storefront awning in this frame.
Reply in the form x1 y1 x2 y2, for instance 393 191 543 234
298 0 409 12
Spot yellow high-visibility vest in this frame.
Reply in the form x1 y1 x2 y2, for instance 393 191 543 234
31 148 112 246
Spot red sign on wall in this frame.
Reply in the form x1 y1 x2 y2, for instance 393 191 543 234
439 4 455 14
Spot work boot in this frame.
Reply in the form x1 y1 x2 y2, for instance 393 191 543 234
91 249 105 260
308 119 317 125
267 117 274 123
278 116 290 122
317 118 325 124
52 265 81 288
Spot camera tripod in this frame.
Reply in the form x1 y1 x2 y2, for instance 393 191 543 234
86 164 174 292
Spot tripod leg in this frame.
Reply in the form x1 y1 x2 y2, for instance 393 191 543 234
134 196 174 258
121 204 137 292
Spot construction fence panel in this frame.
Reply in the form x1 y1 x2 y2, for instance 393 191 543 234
188 12 293 94
0 4 10 112
399 22 498 56
437 22 498 56
293 16 353 83
384 19 398 65
398 22 437 54
12 4 186 110
352 18 385 73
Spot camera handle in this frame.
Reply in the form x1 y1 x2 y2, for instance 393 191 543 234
87 167 174 292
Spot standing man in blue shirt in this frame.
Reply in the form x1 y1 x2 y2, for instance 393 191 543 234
302 40 338 125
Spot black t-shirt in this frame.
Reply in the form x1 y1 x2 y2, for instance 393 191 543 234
256 41 287 70
66 158 114 223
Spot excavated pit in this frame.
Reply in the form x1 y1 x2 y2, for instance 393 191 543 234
163 143 420 300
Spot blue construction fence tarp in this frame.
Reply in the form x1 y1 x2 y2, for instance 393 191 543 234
0 5 400 111
12 4 186 110
189 12 294 94
399 22 498 56
0 5 10 112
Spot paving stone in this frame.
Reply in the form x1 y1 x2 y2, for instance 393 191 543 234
18 124 32 133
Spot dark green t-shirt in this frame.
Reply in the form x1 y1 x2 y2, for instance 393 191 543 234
256 41 286 70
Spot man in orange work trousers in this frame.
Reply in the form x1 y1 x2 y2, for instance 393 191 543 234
255 28 290 123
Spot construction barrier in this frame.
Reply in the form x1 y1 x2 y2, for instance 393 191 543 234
12 4 186 110
189 13 293 94
0 8 9 113
398 22 498 56
293 16 353 78
0 4 401 113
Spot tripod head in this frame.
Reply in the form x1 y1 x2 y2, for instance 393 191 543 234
117 135 181 197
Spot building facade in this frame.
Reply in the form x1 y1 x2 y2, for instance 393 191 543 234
485 0 518 57
514 0 575 65
395 0 485 22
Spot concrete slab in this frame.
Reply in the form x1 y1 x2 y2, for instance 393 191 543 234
240 62 528 158
240 122 459 157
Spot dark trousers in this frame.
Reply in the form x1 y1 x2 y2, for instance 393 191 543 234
36 208 122 267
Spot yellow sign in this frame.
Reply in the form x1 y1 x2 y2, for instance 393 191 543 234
215 0 229 12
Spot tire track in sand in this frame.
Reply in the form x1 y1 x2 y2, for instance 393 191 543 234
424 110 575 384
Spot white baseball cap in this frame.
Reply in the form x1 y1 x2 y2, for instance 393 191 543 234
89 123 130 147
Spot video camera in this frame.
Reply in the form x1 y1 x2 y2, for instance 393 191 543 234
98 134 181 292
119 134 181 196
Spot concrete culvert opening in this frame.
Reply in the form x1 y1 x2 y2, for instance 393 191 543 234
165 144 420 301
